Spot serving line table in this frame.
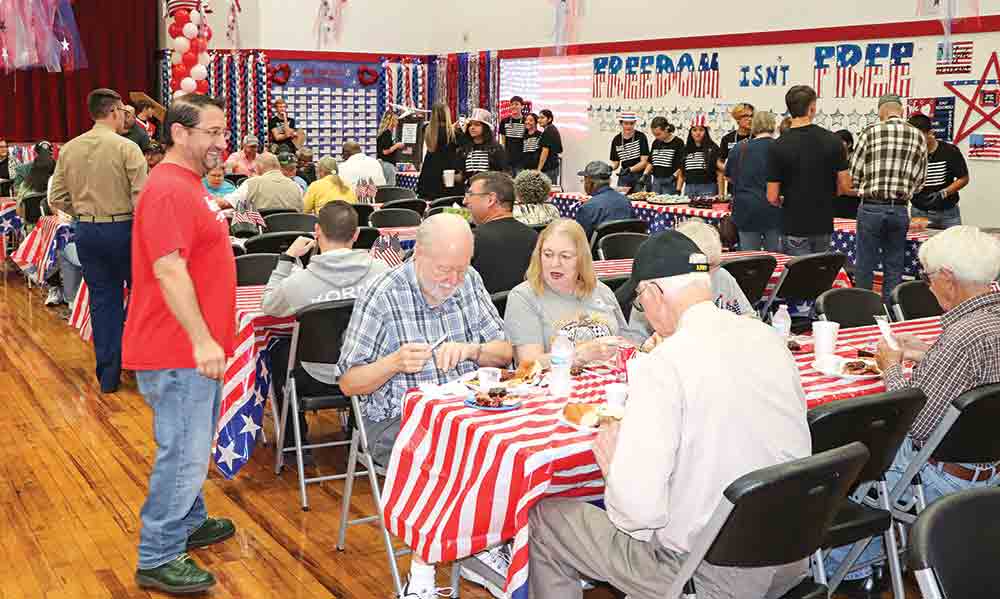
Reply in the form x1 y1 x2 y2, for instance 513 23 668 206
380 316 944 599
396 171 420 190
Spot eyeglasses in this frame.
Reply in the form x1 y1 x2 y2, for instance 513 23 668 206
185 126 232 141
464 191 492 199
632 281 661 313
920 269 940 285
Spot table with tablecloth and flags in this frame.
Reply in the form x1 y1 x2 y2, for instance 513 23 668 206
10 214 72 284
397 171 420 191
378 315 945 599
1 199 24 267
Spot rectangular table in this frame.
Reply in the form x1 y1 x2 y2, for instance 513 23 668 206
550 192 732 232
381 317 943 599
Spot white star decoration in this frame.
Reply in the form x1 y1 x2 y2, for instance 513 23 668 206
217 440 241 470
1 48 7 63
60 38 69 52
239 414 262 438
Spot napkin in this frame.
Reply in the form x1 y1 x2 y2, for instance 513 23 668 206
418 381 470 397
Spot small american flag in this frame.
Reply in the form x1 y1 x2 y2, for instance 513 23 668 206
370 233 404 267
356 178 379 203
937 41 974 75
231 210 266 227
968 134 1000 160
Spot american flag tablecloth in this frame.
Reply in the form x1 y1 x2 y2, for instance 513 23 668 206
1 200 23 263
832 218 932 278
397 171 420 191
10 215 71 283
549 193 731 233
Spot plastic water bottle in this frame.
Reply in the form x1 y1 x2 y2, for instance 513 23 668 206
549 333 575 397
772 304 792 339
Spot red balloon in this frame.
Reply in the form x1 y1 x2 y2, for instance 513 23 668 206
201 25 213 42
182 51 198 68
173 9 190 26
172 63 190 80
196 79 209 94
189 37 206 54
168 22 183 38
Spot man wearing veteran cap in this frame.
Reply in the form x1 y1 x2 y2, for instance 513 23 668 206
850 93 927 304
609 112 650 193
528 230 811 599
574 160 633 240
224 134 261 176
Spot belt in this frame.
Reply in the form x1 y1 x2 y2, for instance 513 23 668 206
76 213 133 223
927 457 999 482
861 197 909 206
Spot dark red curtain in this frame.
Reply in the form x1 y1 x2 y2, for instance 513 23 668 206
0 0 159 143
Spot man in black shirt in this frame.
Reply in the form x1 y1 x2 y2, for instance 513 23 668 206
537 109 563 184
907 114 970 228
718 103 754 196
610 112 649 194
268 97 299 155
499 96 527 175
464 171 538 294
768 85 851 256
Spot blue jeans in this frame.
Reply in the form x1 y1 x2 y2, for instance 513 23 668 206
825 439 1000 579
380 160 397 186
137 368 222 569
59 242 83 305
855 203 909 304
543 166 560 186
782 233 832 257
685 182 718 197
617 170 641 193
911 205 961 228
651 175 677 195
738 230 782 253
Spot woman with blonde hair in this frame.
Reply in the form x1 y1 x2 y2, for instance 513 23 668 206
416 102 462 199
303 156 357 214
376 111 403 186
504 219 641 365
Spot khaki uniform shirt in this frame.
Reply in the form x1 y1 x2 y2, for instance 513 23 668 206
246 169 303 212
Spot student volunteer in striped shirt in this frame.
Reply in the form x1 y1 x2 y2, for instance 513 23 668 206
457 108 509 187
681 114 720 197
907 113 970 228
519 113 542 172
644 116 684 195
609 112 649 194
499 96 527 174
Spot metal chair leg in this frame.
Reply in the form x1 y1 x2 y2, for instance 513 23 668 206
288 383 309 511
364 450 404 595
450 561 461 598
811 549 828 586
878 480 906 599
273 377 290 474
337 429 360 551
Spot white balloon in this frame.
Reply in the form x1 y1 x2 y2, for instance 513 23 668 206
190 64 208 80
198 52 211 66
182 22 199 40
171 50 182 65
180 77 197 93
173 36 190 53
173 89 188 99
189 10 202 26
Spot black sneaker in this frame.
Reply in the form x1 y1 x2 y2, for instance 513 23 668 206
135 554 215 594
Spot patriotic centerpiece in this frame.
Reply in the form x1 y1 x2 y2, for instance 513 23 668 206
166 0 213 99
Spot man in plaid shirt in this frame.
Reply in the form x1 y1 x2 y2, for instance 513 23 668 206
850 93 927 304
827 226 1000 588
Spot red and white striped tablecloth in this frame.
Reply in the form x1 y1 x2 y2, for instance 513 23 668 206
377 225 418 242
631 200 732 221
11 215 68 283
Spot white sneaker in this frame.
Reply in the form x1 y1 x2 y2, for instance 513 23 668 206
398 576 454 599
45 287 64 306
459 544 511 599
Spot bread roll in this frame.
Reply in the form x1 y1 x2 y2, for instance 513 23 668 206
563 403 599 428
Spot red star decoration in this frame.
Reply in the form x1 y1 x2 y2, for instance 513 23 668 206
946 51 1000 145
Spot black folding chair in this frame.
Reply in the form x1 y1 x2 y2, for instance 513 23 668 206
244 231 311 255
664 443 869 599
721 254 778 307
491 290 509 318
887 383 1000 524
424 206 446 218
807 389 927 597
225 174 247 187
374 186 417 204
382 198 427 216
352 203 376 226
761 252 848 325
20 192 46 227
588 218 648 258
235 253 279 286
597 232 648 260
265 212 318 233
428 196 465 210
369 208 421 228
815 287 885 328
530 222 549 234
614 280 635 321
909 487 1000 599
891 280 943 321
232 243 246 257
353 226 381 250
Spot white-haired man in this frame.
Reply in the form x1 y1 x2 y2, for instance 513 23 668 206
528 230 811 599
338 213 513 599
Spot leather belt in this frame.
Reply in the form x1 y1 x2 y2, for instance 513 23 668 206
76 213 133 223
927 458 999 482
861 197 909 206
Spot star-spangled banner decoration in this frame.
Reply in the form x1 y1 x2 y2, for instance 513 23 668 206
214 336 274 478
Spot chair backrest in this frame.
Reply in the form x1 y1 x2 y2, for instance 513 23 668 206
530 222 549 234
891 280 943 321
354 226 381 250
235 253 279 286
601 275 630 291
21 192 47 225
370 208 422 228
491 290 509 318
425 206 446 218
232 243 246 257
720 255 778 306
264 212 318 233
932 383 1000 463
808 389 926 484
352 203 376 226
908 487 1000 599
243 231 312 255
428 196 465 210
771 252 848 305
597 232 648 260
382 198 427 216
225 174 247 187
614 280 634 321
290 299 356 366
258 208 298 219
589 218 648 256
374 186 418 204
815 287 885 328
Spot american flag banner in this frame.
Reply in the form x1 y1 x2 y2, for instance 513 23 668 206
231 209 265 228
370 233 404 267
1 201 23 262
592 69 720 100
968 133 1000 160
11 216 71 283
831 218 928 277
214 336 273 478
937 41 974 75
814 64 912 99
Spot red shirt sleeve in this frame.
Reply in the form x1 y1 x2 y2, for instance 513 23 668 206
139 184 198 262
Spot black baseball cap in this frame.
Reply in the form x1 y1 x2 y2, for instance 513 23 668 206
616 230 709 303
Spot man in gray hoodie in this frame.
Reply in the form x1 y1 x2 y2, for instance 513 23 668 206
262 200 390 455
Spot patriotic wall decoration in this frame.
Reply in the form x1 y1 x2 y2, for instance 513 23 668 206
907 96 956 141
446 51 500 119
937 40 973 74
206 50 270 152
944 51 1000 145
968 132 1000 160
166 3 213 99
593 51 722 100
812 42 914 99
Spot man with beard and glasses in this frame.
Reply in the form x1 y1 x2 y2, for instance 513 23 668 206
122 93 237 595
338 212 513 599
50 88 148 393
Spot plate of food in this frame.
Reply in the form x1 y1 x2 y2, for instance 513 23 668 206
810 356 883 380
465 360 544 393
464 388 523 411
558 402 624 432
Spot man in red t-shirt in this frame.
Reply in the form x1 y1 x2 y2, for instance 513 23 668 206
123 94 237 594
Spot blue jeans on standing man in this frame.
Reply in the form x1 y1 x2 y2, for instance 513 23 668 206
738 230 783 253
782 233 832 257
855 203 910 304
74 220 132 392
136 368 222 570
651 175 677 195
911 205 961 229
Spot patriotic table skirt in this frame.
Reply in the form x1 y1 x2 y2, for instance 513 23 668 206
397 171 420 191
832 218 931 278
550 193 732 232
10 215 71 283
1 200 24 263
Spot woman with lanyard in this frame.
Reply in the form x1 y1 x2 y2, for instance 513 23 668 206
609 112 649 193
681 113 720 197
643 116 684 195
536 109 563 185
457 108 509 187
520 113 542 173
376 111 405 187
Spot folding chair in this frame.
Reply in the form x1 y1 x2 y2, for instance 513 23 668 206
588 219 648 258
424 206 445 218
665 443 869 599
491 290 509 317
909 487 1000 599
382 198 427 216
235 253 279 286
264 212 318 233
258 208 299 219
720 254 778 307
244 231 312 255
428 196 465 210
20 192 46 227
597 232 648 260
374 186 418 204
370 208 422 228
760 252 847 325
352 203 376 227
891 280 943 321
225 174 247 187
232 243 246 257
815 287 885 328
807 389 926 597
353 227 381 250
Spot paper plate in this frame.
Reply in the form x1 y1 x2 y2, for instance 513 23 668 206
463 398 523 412
811 357 882 381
